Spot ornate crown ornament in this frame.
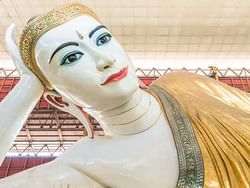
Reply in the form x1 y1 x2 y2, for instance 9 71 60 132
19 3 99 90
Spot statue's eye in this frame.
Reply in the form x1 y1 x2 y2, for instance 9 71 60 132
61 51 83 66
96 32 112 46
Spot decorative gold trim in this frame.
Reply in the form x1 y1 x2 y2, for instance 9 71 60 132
150 85 204 188
19 3 99 90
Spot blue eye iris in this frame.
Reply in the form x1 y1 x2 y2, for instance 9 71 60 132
61 51 83 66
96 32 112 46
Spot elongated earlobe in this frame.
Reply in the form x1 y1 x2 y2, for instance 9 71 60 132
43 90 94 138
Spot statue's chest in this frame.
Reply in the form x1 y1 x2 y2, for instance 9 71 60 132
73 116 179 188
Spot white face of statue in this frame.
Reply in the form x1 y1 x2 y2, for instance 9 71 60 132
35 15 139 111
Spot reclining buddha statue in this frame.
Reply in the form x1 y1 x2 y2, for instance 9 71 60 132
0 3 249 188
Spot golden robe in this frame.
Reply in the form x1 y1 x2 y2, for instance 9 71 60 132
151 72 250 188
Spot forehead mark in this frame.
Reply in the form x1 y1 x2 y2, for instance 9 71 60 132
76 30 84 40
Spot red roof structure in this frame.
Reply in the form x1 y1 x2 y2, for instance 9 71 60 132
0 67 249 178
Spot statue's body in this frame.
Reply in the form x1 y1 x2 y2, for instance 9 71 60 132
0 3 249 188
0 112 178 188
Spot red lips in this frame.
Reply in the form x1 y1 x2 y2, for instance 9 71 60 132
101 66 128 85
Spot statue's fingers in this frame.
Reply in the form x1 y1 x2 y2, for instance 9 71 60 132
5 24 30 75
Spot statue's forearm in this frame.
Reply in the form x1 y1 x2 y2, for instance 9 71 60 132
0 74 43 164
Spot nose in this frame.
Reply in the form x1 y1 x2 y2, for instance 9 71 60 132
81 43 115 71
96 57 114 71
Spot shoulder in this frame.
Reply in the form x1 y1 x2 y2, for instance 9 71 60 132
153 71 205 85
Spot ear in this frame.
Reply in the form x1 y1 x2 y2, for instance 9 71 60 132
44 90 94 138
43 90 69 109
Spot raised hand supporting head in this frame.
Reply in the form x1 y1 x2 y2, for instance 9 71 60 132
5 24 38 77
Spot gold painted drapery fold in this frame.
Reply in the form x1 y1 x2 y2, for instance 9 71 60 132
152 72 250 188
150 85 204 188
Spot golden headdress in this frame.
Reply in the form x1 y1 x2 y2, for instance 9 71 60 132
19 3 99 90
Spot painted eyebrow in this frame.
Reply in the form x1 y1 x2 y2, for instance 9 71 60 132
49 42 79 64
89 25 107 38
